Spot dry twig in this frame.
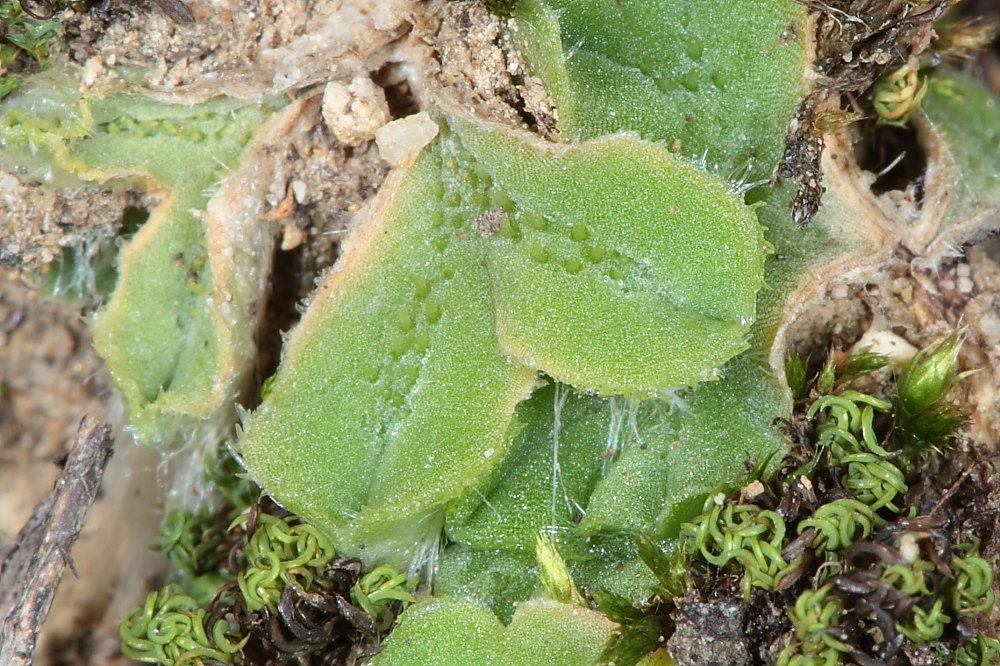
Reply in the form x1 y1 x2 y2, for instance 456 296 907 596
0 418 114 666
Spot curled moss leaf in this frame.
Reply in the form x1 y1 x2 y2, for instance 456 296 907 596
776 584 850 666
871 57 928 125
955 634 1000 666
798 498 874 553
681 494 787 599
949 540 996 618
119 584 247 666
237 512 337 612
351 565 418 623
806 391 909 516
897 598 950 643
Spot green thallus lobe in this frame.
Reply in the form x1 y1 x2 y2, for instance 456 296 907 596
239 107 766 567
0 73 281 445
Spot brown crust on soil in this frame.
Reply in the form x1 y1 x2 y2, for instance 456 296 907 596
779 0 953 226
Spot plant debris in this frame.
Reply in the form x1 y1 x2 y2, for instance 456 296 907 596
118 448 418 666
590 336 999 666
778 0 956 226
0 419 114 666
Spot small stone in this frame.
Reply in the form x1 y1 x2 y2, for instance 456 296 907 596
667 598 749 666
899 532 919 563
375 112 440 168
851 328 918 370
281 223 307 251
322 77 391 146
742 479 767 502
80 56 107 93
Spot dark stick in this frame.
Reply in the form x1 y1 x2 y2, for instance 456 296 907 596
151 0 196 23
0 418 114 666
